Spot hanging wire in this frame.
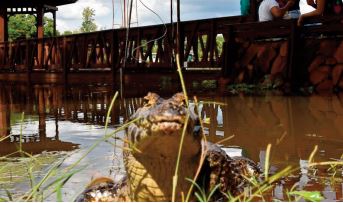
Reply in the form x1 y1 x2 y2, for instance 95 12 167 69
121 0 168 97
121 0 134 98
170 0 175 68
112 0 115 29
123 0 134 68
119 0 124 27
135 0 139 26
130 0 168 63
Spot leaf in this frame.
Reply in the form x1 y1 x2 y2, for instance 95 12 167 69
56 183 63 202
207 184 220 201
4 189 13 201
0 197 8 202
195 192 205 202
288 191 324 202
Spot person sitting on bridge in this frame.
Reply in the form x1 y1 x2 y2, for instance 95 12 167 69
258 0 295 21
297 0 341 26
282 0 301 19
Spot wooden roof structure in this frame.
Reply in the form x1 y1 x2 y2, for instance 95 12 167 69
0 0 78 42
0 0 77 7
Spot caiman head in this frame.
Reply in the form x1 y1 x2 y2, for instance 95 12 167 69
124 92 202 201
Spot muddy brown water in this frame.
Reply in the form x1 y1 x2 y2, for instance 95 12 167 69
0 84 342 201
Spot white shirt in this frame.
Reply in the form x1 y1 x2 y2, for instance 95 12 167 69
258 0 280 21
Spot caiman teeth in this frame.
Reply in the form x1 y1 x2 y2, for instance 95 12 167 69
149 115 184 124
151 121 183 133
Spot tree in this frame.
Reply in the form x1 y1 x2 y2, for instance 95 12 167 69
8 14 59 41
44 17 60 37
8 15 36 40
80 7 97 33
63 30 73 35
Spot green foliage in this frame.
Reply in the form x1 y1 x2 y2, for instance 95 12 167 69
62 30 73 35
8 14 59 41
80 7 97 33
44 17 60 37
288 191 324 202
8 15 36 40
186 178 220 202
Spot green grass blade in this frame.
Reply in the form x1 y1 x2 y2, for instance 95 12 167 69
56 183 63 202
264 144 272 180
175 53 188 106
194 192 205 202
308 145 318 164
172 114 190 201
0 135 11 143
288 191 324 202
19 112 25 152
207 184 220 201
4 189 13 202
186 178 206 201
104 92 119 133
0 197 9 202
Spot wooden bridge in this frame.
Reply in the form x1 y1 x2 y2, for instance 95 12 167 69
0 15 343 88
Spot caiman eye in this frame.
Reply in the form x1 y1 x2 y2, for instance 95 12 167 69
143 98 151 107
172 92 186 106
143 92 160 107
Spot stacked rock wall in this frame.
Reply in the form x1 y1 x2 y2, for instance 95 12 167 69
307 39 343 91
228 37 343 92
233 40 288 84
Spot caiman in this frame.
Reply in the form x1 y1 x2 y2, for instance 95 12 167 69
77 92 260 202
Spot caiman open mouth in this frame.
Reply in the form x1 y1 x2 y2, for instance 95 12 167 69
151 120 184 134
158 121 182 131
148 114 186 134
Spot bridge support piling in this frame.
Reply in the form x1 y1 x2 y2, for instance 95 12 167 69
287 20 305 90
0 8 8 43
222 25 237 78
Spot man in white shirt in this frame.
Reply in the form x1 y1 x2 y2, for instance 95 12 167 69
258 0 295 21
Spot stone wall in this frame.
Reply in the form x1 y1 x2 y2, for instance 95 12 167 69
228 37 343 92
307 39 343 92
232 40 288 85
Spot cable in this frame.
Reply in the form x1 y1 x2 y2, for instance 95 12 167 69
121 0 134 98
112 0 115 29
171 0 175 68
136 0 139 26
130 0 168 63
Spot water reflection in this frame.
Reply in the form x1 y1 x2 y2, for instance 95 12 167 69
0 85 79 156
0 83 342 201
200 95 343 167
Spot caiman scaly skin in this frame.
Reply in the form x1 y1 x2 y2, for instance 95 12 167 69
77 92 260 202
124 92 201 201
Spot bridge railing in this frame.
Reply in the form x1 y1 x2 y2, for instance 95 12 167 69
0 16 247 72
1 15 343 77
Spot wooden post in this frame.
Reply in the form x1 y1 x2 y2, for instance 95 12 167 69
0 90 10 138
26 40 32 82
53 11 57 36
112 30 119 85
0 7 8 42
37 6 44 69
287 20 304 89
249 0 258 21
37 6 44 39
222 25 237 77
62 36 68 85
